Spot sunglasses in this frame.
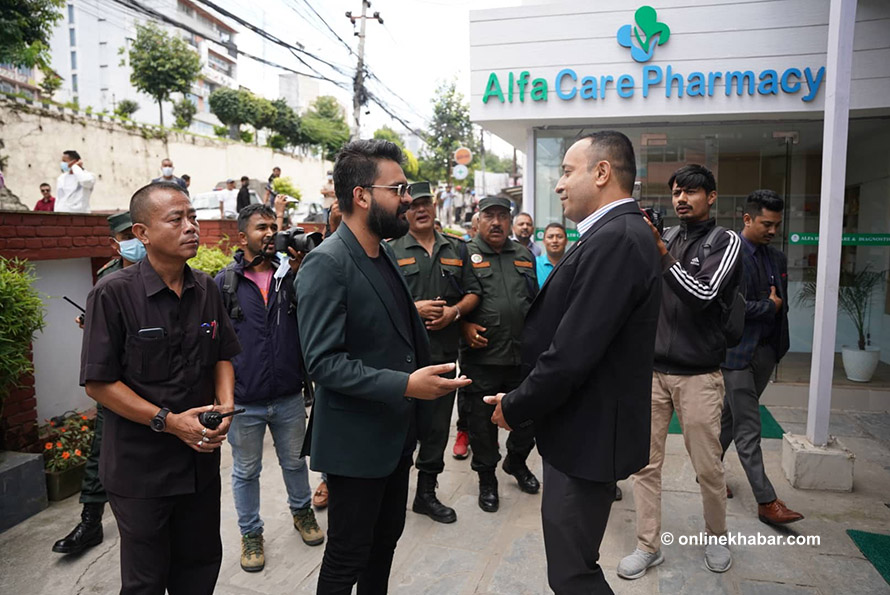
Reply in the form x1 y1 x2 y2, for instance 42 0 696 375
363 184 411 197
41 188 52 193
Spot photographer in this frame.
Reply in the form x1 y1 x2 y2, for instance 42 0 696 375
215 204 323 573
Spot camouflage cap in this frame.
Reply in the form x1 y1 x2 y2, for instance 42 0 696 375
107 211 132 234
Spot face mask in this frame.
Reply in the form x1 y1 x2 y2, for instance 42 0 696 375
162 166 174 177
117 238 147 263
60 162 70 173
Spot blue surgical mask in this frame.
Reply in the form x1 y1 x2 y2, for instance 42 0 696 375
117 238 147 263
60 161 70 173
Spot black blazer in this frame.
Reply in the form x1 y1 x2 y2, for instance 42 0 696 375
296 223 431 478
501 202 662 482
723 241 790 370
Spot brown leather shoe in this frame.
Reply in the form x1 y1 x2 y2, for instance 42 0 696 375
758 499 804 525
312 481 328 510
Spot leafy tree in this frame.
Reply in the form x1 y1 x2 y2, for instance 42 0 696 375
270 98 301 148
0 0 64 68
301 96 350 160
209 87 256 140
373 126 419 178
172 95 197 129
0 258 45 409
267 134 287 150
373 126 404 147
402 149 419 179
420 80 476 183
114 99 139 119
38 65 62 100
127 23 201 127
249 96 277 145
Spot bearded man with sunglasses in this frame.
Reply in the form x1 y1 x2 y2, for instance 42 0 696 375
296 139 472 594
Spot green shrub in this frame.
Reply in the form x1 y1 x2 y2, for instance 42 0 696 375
213 125 229 138
187 242 234 278
239 129 253 143
0 258 46 406
267 133 287 150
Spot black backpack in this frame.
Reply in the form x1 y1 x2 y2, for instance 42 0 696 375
662 225 745 348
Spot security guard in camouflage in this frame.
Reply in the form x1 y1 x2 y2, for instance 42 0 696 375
460 196 539 513
53 211 141 556
389 182 482 524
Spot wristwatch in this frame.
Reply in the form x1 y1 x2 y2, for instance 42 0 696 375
150 407 171 432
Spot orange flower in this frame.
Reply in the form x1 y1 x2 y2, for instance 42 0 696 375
60 428 66 433
81 426 89 432
45 442 53 450
81 415 88 420
62 451 71 459
74 449 82 456
49 421 55 427
56 441 62 448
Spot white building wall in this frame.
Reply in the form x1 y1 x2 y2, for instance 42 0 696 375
31 259 96 421
470 0 890 145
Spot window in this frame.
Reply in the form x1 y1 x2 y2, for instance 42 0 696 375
177 0 194 17
207 52 233 77
69 28 76 46
68 4 74 23
71 74 78 93
70 51 77 70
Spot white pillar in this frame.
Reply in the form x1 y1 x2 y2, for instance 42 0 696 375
806 0 857 446
523 129 535 218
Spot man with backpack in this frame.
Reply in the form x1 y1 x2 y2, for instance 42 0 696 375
618 164 742 580
214 204 323 574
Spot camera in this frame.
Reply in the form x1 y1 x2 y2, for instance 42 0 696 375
273 226 323 254
643 207 665 236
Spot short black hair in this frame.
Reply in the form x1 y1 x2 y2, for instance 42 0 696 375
240 176 249 183
273 167 281 172
181 174 191 181
39 182 51 188
63 149 81 161
238 203 276 233
333 139 404 215
578 131 636 194
668 164 716 195
745 189 784 218
130 181 189 225
544 222 566 234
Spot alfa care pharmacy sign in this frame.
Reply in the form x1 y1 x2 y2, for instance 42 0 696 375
482 6 826 105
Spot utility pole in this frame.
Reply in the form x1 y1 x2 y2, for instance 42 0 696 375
346 2 383 140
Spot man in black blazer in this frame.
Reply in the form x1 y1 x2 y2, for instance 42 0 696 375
487 131 661 594
721 189 803 525
296 139 471 594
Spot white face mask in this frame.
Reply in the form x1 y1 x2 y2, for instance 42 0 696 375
161 166 174 177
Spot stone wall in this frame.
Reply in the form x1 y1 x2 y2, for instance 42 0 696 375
0 98 331 213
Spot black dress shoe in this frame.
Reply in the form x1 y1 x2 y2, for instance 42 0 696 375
478 471 499 513
53 503 104 554
412 471 457 524
614 485 623 501
502 456 540 494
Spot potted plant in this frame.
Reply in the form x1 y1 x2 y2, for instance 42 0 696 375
42 412 95 501
797 265 886 382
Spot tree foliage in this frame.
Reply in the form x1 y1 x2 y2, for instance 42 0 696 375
0 258 46 406
114 99 140 119
373 126 418 178
208 87 258 140
38 65 62 99
249 96 277 143
270 98 301 147
0 0 64 68
301 96 350 161
172 95 197 129
127 23 201 127
419 80 477 183
373 126 404 147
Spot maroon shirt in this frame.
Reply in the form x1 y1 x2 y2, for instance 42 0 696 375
34 196 56 211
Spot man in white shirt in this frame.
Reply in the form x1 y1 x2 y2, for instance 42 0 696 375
56 150 95 213
219 179 238 219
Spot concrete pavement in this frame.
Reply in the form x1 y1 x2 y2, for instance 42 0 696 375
2 405 889 594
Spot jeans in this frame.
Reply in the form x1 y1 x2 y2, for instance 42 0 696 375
229 395 312 536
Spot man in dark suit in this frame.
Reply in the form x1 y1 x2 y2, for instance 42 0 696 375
721 189 804 525
486 131 662 594
296 139 471 595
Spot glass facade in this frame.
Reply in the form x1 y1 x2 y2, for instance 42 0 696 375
532 117 890 359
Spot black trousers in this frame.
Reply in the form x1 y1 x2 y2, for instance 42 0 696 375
80 404 107 505
107 475 222 595
415 381 457 475
461 363 535 473
456 390 470 433
317 456 412 595
541 460 615 595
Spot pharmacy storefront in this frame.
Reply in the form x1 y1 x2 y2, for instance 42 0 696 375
470 0 890 360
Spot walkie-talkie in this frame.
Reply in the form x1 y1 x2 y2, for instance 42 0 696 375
198 408 245 429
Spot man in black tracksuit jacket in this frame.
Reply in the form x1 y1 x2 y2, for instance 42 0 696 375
619 164 742 580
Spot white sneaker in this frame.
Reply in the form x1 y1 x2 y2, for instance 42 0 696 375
617 548 665 579
704 543 732 573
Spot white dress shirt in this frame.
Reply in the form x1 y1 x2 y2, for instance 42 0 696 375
55 165 95 213
576 198 637 236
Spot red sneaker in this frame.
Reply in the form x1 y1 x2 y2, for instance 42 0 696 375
452 431 469 460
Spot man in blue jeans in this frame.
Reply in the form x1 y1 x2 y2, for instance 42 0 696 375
216 203 323 573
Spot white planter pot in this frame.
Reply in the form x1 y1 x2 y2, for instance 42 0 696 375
841 346 880 382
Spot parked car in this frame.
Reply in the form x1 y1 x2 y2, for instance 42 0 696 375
191 188 259 220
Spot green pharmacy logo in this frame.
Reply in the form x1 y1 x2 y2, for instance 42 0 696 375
617 6 671 63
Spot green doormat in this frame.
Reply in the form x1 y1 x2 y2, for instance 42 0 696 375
847 529 890 586
667 405 784 439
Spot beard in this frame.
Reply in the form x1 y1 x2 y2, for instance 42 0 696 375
368 197 409 239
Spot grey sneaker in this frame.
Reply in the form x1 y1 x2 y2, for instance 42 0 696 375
617 548 665 579
704 543 732 573
240 532 265 572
